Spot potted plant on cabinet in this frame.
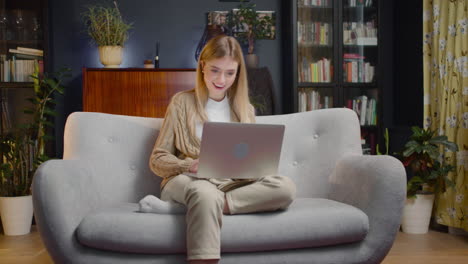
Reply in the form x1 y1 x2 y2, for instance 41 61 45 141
82 1 132 68
398 126 458 234
0 66 70 236
230 1 275 68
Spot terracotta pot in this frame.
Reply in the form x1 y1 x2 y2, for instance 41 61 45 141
98 46 123 68
0 195 33 236
401 194 435 234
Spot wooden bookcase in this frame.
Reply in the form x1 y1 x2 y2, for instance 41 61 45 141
82 68 197 118
282 0 393 154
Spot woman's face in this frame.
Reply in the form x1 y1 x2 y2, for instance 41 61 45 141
202 56 239 101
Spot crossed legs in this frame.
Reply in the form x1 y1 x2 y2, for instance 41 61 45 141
160 174 296 264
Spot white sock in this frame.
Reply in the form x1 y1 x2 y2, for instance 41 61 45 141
138 195 186 214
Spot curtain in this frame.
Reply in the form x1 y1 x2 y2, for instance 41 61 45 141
423 0 468 231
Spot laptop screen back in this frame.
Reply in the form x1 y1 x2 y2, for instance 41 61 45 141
195 122 285 179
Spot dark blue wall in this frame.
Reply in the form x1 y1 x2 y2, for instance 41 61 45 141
50 0 283 157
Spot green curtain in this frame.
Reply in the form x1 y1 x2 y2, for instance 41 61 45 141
423 0 468 231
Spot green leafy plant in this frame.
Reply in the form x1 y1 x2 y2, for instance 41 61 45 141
399 126 458 198
376 128 389 155
230 1 275 54
0 67 71 197
82 1 133 46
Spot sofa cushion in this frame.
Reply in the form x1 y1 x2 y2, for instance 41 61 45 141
76 198 369 254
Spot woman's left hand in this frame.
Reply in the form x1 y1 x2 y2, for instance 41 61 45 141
189 159 199 173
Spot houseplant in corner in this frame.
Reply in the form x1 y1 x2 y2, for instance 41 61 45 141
398 126 458 234
0 66 70 236
230 1 275 68
82 1 132 68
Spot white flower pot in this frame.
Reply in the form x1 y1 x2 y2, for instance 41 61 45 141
98 45 123 68
401 194 435 234
0 195 33 236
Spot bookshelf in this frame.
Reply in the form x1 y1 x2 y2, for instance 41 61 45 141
283 0 388 154
0 0 47 134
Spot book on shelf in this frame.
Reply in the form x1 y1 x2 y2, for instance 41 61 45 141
297 21 332 46
299 0 332 8
343 53 374 83
361 130 376 154
346 95 377 126
343 21 377 45
298 89 333 112
299 57 332 83
0 55 42 82
347 0 373 7
9 47 44 57
356 37 377 46
361 138 371 155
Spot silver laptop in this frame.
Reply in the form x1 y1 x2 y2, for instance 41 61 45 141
186 122 285 179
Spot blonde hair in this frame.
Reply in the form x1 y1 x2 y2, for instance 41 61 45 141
194 35 253 123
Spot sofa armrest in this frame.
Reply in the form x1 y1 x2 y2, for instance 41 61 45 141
32 159 103 262
328 154 406 262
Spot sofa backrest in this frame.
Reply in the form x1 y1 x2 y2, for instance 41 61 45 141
256 108 362 198
63 108 362 203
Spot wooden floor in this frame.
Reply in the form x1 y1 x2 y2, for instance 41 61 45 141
0 226 467 263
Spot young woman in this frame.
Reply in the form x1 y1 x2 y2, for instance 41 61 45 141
139 35 296 264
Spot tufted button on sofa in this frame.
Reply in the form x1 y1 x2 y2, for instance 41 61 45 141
32 108 406 264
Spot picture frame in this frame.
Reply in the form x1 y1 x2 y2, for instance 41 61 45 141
207 11 229 26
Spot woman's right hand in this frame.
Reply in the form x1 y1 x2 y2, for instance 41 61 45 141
189 159 199 173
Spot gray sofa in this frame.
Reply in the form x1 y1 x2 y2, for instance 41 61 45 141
32 108 406 264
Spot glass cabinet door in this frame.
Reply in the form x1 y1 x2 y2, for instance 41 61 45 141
342 0 378 84
342 0 379 128
0 0 45 134
342 0 379 154
0 0 45 83
297 0 334 84
296 0 335 112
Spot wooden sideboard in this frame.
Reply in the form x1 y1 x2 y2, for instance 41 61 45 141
82 68 196 118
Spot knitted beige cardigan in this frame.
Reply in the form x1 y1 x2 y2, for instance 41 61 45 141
149 89 255 189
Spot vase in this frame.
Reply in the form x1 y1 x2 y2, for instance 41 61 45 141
0 195 33 236
245 54 259 68
401 194 435 234
98 46 123 68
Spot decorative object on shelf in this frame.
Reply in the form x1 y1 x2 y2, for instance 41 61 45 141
195 24 227 62
31 16 42 40
13 9 26 41
82 1 132 68
0 9 11 41
397 126 458 234
154 41 159 68
144 59 153 68
98 46 123 68
230 1 276 68
0 66 70 235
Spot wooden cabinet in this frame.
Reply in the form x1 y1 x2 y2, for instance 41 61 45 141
82 68 196 118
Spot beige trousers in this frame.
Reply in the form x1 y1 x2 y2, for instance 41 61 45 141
161 174 296 260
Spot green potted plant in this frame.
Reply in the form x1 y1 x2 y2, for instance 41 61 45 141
82 1 132 68
230 1 275 68
0 66 70 236
398 126 458 234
